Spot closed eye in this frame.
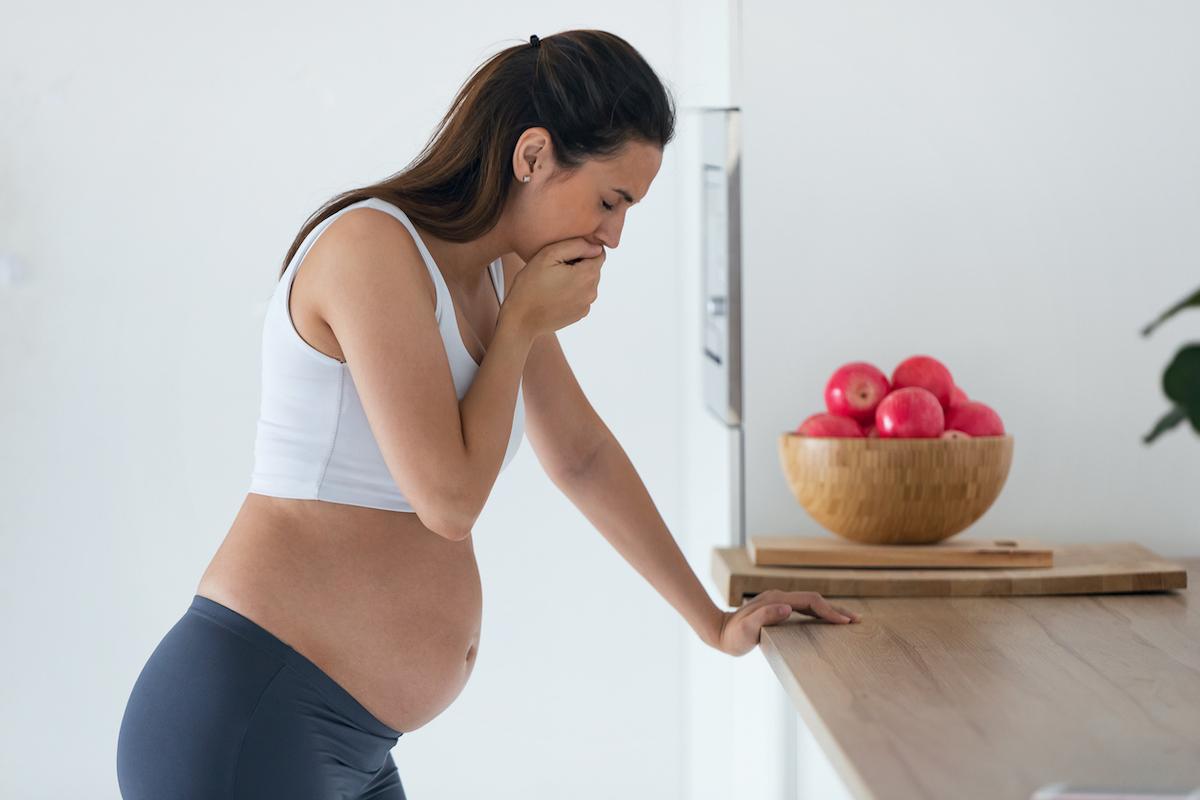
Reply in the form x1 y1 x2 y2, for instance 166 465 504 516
601 200 614 212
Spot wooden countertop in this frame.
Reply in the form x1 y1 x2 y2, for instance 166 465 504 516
758 556 1200 800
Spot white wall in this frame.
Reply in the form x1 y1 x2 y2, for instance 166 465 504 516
739 0 1200 559
0 4 693 798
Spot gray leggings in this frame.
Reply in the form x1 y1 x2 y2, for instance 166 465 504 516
117 595 406 799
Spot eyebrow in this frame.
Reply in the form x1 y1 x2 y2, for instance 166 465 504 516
611 187 640 205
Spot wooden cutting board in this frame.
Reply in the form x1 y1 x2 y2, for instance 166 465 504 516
711 541 1187 603
748 535 1054 569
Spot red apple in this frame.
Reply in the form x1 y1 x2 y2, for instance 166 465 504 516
796 413 865 438
944 401 1005 436
941 429 971 440
949 385 969 409
875 387 945 438
892 355 955 409
825 362 890 424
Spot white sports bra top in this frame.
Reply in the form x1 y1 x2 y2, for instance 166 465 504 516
247 197 524 512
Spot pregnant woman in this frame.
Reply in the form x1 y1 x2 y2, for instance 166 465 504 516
116 29 859 800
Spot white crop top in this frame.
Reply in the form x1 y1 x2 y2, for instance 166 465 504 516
247 197 524 512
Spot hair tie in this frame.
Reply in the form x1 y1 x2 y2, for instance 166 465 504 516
529 34 541 48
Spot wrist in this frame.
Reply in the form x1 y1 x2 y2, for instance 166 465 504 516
700 605 729 650
496 309 536 349
497 307 535 347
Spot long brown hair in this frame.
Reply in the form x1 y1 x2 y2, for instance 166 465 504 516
278 29 677 279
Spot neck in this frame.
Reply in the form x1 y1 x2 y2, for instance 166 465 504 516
415 222 513 291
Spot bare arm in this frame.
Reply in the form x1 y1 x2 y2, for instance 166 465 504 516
454 309 534 534
313 209 532 541
550 432 727 648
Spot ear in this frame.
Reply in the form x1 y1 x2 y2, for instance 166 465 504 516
512 127 554 180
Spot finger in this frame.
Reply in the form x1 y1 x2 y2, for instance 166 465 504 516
760 603 794 626
833 605 862 622
796 594 853 624
825 606 864 623
568 252 606 271
553 238 604 263
794 607 853 623
559 237 604 257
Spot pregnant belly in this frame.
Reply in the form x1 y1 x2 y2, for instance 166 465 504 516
196 493 485 735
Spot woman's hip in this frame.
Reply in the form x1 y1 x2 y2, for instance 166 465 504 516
116 595 404 800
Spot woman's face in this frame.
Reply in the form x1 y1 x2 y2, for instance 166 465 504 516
505 128 662 263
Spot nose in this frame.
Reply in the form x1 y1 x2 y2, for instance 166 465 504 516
592 228 619 250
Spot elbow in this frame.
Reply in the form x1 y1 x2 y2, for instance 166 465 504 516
417 490 478 542
440 516 475 542
418 508 472 542
405 445 490 541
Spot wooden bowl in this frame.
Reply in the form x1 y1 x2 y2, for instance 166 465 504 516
777 433 1014 544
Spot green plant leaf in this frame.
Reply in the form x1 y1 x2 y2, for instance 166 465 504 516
1145 345 1200 443
1142 286 1200 337
1143 405 1187 444
1163 344 1200 404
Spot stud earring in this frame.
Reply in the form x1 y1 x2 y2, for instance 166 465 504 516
522 175 531 183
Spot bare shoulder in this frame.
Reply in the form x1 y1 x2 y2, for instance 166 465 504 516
305 207 438 319
290 206 476 539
